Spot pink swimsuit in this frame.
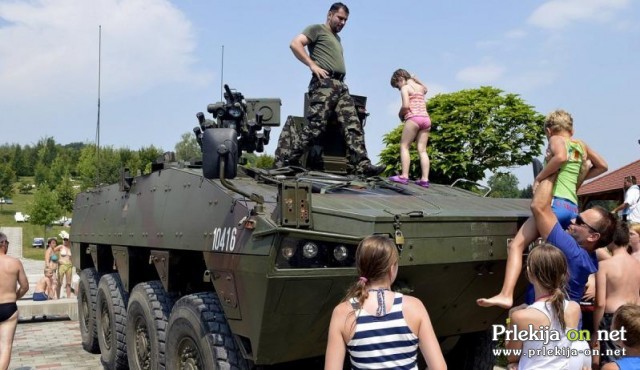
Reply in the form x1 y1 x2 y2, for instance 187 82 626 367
404 92 431 131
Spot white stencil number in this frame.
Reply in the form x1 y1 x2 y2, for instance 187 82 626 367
212 227 237 252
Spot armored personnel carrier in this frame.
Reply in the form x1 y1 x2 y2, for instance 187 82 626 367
70 85 530 370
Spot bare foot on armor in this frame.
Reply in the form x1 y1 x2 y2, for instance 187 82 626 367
476 294 513 309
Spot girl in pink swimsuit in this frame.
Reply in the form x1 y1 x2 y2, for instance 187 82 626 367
389 69 431 187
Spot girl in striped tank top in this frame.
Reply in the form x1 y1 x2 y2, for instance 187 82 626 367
388 69 432 188
324 235 446 370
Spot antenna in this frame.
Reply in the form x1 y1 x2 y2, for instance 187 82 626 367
95 25 102 186
220 45 224 101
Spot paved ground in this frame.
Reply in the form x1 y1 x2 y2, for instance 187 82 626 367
4 230 506 370
10 320 102 370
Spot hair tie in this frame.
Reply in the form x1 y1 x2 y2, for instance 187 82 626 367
358 276 368 284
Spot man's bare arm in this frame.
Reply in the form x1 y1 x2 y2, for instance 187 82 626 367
16 261 29 300
530 175 558 239
290 34 327 79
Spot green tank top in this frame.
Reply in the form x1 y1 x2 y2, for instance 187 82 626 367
552 139 585 204
302 24 346 74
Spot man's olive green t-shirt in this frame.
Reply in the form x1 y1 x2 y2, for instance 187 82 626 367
302 24 345 74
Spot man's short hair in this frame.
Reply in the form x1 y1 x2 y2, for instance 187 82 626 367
612 222 630 248
592 206 618 248
625 175 637 185
329 2 349 14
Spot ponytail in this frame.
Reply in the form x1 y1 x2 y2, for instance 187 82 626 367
549 287 567 331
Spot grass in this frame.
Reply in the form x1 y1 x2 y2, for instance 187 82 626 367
1 178 71 261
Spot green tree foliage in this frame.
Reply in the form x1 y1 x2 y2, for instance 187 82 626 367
28 185 62 235
138 145 164 175
519 184 533 199
175 132 201 161
380 86 545 184
34 162 51 187
255 154 275 169
77 145 122 189
487 172 520 198
56 177 76 213
0 163 16 210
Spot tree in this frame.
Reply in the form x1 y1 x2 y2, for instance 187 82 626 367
519 184 533 199
56 176 76 213
0 163 15 211
28 186 62 235
380 86 545 184
255 154 275 169
487 172 520 198
175 132 201 161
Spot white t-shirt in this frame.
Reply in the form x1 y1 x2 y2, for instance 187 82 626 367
625 185 640 223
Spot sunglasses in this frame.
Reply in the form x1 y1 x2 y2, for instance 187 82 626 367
0 240 8 245
574 215 600 234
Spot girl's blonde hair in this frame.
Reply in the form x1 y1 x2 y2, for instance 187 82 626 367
544 109 573 134
526 243 569 330
390 69 412 88
344 235 398 309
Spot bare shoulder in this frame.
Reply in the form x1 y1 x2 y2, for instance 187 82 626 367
401 295 428 320
402 295 426 309
512 306 546 326
565 301 581 317
601 361 620 370
332 300 353 317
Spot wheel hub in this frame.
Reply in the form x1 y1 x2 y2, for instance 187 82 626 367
178 337 202 370
134 317 151 369
100 302 111 350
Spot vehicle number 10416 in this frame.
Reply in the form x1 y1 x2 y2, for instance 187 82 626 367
212 227 237 252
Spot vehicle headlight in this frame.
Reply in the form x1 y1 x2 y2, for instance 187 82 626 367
281 246 296 259
302 242 318 258
333 245 348 262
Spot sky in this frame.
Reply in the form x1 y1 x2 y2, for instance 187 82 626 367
0 0 638 187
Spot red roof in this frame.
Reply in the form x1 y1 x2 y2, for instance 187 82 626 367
578 159 640 196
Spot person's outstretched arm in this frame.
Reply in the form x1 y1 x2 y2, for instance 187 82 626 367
535 136 567 184
416 300 447 370
579 142 608 187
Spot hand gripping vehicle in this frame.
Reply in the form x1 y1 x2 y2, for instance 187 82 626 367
71 85 530 369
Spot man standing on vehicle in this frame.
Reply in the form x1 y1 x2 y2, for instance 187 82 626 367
0 232 29 370
611 175 639 224
274 2 384 177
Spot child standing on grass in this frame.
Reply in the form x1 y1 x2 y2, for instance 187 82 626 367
389 69 432 188
478 109 608 309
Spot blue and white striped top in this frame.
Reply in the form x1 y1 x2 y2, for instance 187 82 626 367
347 293 419 370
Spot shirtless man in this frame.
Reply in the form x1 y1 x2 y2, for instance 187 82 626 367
0 232 29 370
593 223 640 367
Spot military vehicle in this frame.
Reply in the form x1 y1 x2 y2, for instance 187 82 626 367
71 84 530 370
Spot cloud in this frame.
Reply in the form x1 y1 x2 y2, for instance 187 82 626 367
528 0 630 30
456 63 505 84
0 0 211 103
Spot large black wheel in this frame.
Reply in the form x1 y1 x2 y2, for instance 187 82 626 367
126 281 176 370
96 273 129 370
444 329 496 370
78 268 101 353
166 292 250 370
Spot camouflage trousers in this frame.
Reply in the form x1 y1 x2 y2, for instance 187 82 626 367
274 78 372 171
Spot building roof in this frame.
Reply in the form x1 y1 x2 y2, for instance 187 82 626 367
578 159 640 196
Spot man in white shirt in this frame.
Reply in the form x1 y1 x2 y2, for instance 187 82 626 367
612 175 640 224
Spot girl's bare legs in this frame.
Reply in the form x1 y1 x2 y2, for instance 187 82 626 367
399 121 420 178
477 217 540 308
416 129 430 181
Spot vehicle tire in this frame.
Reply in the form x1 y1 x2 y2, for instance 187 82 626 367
444 329 496 370
126 281 177 370
78 268 101 353
96 273 129 370
166 292 250 370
